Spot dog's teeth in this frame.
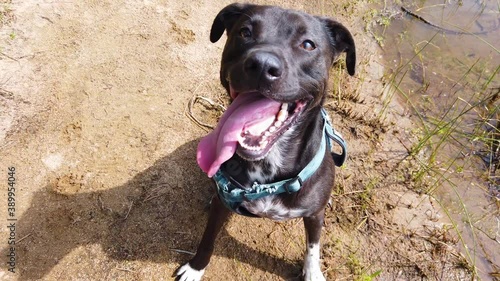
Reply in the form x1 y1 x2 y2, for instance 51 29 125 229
281 103 288 111
243 144 255 150
264 131 271 137
276 110 287 122
274 120 283 127
269 126 277 133
259 140 268 148
240 139 265 151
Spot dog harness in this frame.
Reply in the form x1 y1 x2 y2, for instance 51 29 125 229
213 108 347 216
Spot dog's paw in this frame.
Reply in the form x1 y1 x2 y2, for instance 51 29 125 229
302 265 326 281
303 243 326 281
174 263 205 281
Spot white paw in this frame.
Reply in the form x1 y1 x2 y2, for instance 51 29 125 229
303 266 326 281
176 263 205 281
303 243 326 281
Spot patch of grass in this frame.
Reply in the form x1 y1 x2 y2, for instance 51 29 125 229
346 252 363 277
358 270 382 281
359 177 379 213
0 1 14 28
363 5 400 48
382 18 499 280
346 252 382 281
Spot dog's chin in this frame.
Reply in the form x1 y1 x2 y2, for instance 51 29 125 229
235 97 308 162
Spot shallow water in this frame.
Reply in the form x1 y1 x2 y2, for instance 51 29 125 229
376 0 499 279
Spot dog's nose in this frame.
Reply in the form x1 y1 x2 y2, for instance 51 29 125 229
244 52 283 82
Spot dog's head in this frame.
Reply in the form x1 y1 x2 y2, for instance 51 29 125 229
211 3 355 102
197 4 355 171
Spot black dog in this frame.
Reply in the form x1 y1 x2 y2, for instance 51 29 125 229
176 3 355 281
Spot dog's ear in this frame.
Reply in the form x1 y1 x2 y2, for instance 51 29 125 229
210 3 250 43
322 19 356 76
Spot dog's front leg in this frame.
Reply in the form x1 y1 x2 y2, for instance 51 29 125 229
175 196 231 281
303 211 326 281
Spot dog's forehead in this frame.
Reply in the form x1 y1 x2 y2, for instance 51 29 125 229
245 7 325 38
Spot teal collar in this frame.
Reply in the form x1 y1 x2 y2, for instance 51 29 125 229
213 108 347 216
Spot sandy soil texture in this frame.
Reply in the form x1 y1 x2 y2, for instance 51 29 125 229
0 0 471 280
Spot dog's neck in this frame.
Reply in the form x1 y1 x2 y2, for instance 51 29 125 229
221 106 324 187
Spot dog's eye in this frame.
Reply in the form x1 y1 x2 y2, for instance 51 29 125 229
239 27 252 38
300 40 316 51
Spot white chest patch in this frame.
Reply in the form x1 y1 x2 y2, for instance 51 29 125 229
241 128 307 220
241 197 307 220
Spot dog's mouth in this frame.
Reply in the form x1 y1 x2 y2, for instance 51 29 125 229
197 89 308 177
235 93 307 160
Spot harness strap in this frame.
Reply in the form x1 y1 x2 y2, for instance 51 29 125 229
323 108 347 167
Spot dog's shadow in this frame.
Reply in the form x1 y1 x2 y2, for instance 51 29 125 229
6 139 301 280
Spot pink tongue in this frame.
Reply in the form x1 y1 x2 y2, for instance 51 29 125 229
197 93 281 177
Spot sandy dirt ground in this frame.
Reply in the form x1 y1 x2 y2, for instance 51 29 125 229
0 0 472 280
